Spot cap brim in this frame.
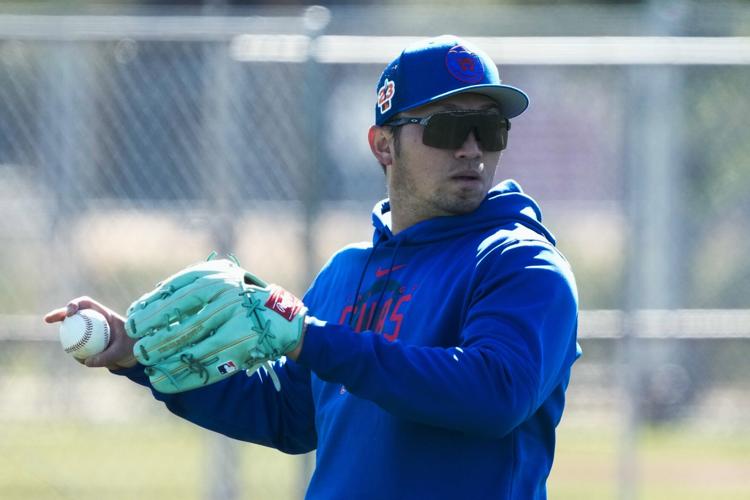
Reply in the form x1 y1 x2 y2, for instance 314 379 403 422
401 84 529 120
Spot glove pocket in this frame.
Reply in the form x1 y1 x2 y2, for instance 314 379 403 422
145 325 265 393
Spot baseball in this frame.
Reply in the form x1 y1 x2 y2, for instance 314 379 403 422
59 309 111 360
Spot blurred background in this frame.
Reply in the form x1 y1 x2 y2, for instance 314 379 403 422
1 0 749 499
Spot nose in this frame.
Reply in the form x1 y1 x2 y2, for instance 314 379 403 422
455 129 482 159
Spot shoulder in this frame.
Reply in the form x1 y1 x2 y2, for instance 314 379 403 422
473 223 575 289
476 223 557 262
325 241 373 270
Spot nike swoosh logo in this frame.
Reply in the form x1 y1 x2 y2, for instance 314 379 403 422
375 264 407 278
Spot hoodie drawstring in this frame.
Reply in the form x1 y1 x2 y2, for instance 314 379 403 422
348 237 382 328
366 237 403 331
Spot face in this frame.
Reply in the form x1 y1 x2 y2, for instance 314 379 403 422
370 93 503 230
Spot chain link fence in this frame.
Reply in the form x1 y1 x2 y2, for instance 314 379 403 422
1 3 749 499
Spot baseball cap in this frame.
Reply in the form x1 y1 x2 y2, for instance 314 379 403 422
375 35 529 125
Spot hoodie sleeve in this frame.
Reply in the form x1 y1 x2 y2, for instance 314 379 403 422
111 357 317 454
107 266 344 454
296 238 579 439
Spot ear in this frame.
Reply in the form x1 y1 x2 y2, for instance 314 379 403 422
368 125 394 167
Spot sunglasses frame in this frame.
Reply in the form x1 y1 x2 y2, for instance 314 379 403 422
385 110 511 152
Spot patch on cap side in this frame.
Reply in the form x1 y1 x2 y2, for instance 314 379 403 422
377 78 396 114
445 45 484 84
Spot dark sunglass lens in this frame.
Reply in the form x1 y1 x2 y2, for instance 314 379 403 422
476 118 508 151
422 113 466 149
421 112 509 151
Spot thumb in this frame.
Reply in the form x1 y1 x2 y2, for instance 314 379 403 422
84 333 138 370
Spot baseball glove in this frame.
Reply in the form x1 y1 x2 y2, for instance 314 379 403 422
125 254 306 394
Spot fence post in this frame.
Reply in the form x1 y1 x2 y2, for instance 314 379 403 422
201 7 240 500
298 5 332 498
620 1 687 499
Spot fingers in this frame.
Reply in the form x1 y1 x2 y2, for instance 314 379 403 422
67 296 110 317
43 296 110 324
43 307 68 324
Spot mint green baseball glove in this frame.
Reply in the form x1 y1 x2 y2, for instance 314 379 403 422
125 255 306 394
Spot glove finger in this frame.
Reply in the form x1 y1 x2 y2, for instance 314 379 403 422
144 314 263 393
133 289 246 365
126 259 245 316
127 273 240 339
243 271 269 288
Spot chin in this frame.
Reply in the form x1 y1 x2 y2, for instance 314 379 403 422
441 196 484 216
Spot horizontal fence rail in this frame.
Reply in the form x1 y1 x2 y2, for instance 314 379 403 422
2 17 750 65
6 309 750 342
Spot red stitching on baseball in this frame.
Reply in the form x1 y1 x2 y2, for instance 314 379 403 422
64 314 93 354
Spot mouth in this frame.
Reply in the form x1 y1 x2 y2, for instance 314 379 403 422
450 171 482 182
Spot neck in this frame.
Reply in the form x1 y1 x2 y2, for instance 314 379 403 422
389 208 407 235
391 214 409 235
389 201 435 235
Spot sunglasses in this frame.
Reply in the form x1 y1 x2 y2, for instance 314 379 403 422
385 110 511 152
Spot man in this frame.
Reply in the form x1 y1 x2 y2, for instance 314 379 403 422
45 35 580 499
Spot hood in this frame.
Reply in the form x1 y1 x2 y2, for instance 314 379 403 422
371 179 556 246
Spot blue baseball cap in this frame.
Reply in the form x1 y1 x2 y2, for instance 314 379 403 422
375 35 529 125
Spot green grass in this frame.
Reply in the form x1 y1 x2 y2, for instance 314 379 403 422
1 418 748 500
0 419 305 500
549 423 750 500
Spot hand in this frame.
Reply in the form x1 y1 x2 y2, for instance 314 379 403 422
43 296 138 370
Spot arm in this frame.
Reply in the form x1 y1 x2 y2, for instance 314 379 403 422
113 358 317 454
294 240 579 439
45 297 317 454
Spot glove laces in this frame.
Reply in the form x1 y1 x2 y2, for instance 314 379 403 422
239 288 283 391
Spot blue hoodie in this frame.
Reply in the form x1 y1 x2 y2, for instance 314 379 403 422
117 180 580 500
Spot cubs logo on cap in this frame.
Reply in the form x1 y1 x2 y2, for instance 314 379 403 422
374 35 529 125
445 45 484 84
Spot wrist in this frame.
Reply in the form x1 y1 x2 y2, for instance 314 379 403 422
287 316 310 361
288 315 326 362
